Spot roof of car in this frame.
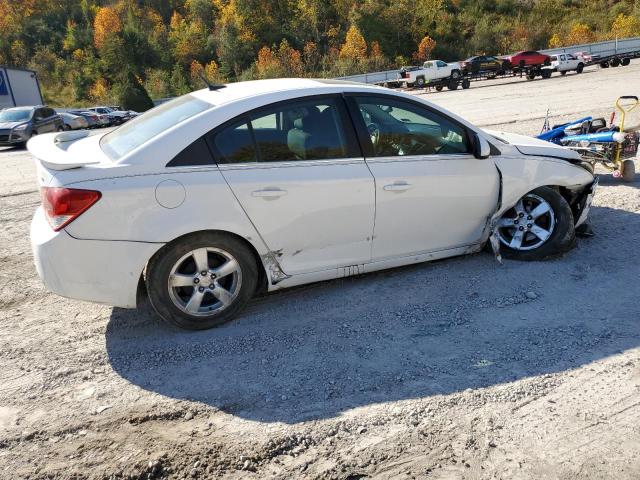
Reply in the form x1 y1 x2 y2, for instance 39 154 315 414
191 78 381 105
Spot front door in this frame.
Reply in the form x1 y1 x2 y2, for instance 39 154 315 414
209 95 375 275
347 94 500 261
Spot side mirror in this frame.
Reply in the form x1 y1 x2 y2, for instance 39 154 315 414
473 133 491 159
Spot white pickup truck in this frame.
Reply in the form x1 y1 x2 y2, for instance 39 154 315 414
399 60 463 88
547 53 585 75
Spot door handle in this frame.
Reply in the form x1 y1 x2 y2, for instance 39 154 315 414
251 188 288 198
383 182 412 192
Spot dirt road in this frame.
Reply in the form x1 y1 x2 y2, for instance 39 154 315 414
1 64 639 480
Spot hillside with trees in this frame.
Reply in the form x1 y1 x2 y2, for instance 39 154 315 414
1 0 639 108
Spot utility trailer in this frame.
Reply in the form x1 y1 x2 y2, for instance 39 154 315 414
0 66 43 110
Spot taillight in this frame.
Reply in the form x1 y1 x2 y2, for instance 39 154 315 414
41 187 101 231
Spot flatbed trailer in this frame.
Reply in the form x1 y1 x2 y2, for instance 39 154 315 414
593 50 640 68
376 76 470 91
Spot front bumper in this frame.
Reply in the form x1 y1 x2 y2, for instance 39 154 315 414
0 130 30 145
31 208 163 308
574 177 598 227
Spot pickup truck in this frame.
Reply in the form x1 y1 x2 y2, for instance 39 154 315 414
547 53 585 75
400 60 463 88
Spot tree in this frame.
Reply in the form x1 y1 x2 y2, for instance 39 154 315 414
565 23 595 46
94 6 121 50
415 35 436 61
340 25 367 61
610 13 640 39
548 33 562 48
113 70 154 111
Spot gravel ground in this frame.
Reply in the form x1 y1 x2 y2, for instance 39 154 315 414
1 64 640 480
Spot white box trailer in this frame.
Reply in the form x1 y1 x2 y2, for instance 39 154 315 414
0 67 43 110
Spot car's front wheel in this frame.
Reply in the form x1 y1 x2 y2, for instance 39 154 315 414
495 187 575 260
146 232 258 329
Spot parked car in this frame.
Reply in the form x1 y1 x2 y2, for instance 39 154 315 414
29 79 596 330
88 106 130 125
59 112 89 130
460 55 508 75
69 110 101 129
0 106 63 147
548 53 585 75
573 51 596 63
400 60 463 87
502 50 551 68
82 109 111 127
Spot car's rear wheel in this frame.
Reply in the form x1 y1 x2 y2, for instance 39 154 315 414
496 187 575 260
146 232 258 330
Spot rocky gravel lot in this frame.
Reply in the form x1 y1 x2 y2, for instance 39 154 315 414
1 64 640 479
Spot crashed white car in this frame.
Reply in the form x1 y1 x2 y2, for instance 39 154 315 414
29 79 596 330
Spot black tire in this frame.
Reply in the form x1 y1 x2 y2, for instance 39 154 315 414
415 76 426 88
146 232 259 330
560 70 567 76
600 61 609 68
541 69 552 79
461 78 470 89
447 80 458 90
57 126 65 132
621 159 636 182
451 70 461 80
611 57 621 67
576 63 584 73
622 58 631 66
526 71 536 80
435 85 444 92
497 187 576 261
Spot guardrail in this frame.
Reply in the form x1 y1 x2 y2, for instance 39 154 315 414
337 36 640 84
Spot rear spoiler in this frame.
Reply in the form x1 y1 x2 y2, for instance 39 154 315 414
27 131 103 171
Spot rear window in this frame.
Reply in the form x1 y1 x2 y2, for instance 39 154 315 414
100 95 212 160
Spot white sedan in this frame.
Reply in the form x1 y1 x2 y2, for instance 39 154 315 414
29 79 596 329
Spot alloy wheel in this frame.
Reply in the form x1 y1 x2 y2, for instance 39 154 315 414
496 193 556 251
167 247 242 316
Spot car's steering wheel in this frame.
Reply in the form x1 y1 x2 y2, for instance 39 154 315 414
367 122 380 146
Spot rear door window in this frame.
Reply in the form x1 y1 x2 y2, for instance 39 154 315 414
210 97 359 163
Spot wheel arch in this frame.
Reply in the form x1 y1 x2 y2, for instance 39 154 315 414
140 229 270 302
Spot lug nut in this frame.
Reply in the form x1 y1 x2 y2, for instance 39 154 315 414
514 220 519 225
201 270 208 276
198 286 205 292
194 278 200 284
519 213 525 218
519 226 524 231
527 215 533 220
210 273 216 279
209 284 215 289
527 223 532 228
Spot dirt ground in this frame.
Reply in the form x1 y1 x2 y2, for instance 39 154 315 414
1 63 640 480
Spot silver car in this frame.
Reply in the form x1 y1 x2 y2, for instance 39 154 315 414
58 112 89 130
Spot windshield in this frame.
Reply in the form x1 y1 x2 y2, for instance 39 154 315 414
0 109 32 122
100 95 212 160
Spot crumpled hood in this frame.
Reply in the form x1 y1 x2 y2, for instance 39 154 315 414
485 129 582 161
0 121 28 130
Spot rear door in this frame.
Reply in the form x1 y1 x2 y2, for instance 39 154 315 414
209 95 376 275
347 94 500 260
